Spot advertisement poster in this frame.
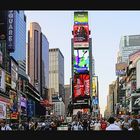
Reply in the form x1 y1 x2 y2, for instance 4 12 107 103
0 51 2 65
27 99 35 117
132 96 140 110
9 91 18 112
0 68 6 93
92 97 98 105
73 25 89 43
115 62 127 76
0 102 6 119
92 76 98 97
74 12 88 25
20 96 27 108
73 42 89 49
73 74 90 99
73 49 89 74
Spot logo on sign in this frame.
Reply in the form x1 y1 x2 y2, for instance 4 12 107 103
7 10 15 52
134 97 140 106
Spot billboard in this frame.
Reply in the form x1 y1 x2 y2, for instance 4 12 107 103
73 42 89 49
92 76 98 97
136 59 140 89
20 96 27 108
73 49 89 74
92 97 98 105
73 74 90 99
27 99 35 117
74 12 88 25
0 102 6 119
0 68 6 93
9 91 18 112
132 96 140 110
0 50 3 65
129 50 140 62
7 10 15 52
115 62 127 76
11 58 18 90
73 25 89 43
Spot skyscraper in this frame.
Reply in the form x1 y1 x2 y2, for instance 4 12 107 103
27 22 49 98
49 48 64 101
11 11 26 62
27 22 42 93
119 35 140 63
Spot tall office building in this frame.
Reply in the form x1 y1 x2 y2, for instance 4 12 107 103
49 48 64 101
27 22 49 98
119 35 140 63
11 11 26 62
27 22 42 94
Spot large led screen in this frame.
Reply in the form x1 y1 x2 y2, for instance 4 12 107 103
73 49 89 74
92 76 98 97
74 12 88 25
73 74 90 99
73 25 89 43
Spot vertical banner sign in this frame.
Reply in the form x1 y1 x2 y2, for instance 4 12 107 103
7 10 15 52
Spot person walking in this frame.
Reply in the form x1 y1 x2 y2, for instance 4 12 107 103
106 117 121 130
128 119 140 131
93 120 101 130
121 117 130 130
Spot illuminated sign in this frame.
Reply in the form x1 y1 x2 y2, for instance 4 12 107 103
115 63 127 76
92 76 98 97
73 42 89 49
74 12 88 25
73 25 89 43
7 10 15 52
73 49 89 74
73 74 90 99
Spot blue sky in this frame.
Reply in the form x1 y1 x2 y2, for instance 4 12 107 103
25 10 140 115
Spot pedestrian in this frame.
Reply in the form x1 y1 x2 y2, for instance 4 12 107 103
106 117 121 130
93 120 101 130
18 122 25 130
82 119 88 131
100 119 107 130
114 117 122 129
71 120 79 131
128 119 140 131
122 117 130 130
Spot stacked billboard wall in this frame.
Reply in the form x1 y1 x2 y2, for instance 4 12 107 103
72 11 92 110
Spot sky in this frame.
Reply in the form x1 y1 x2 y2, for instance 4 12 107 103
24 10 140 115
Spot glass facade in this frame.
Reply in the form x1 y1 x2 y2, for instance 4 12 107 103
42 34 49 89
11 11 26 62
119 35 140 63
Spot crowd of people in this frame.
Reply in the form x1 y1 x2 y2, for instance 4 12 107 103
0 113 140 131
68 113 140 131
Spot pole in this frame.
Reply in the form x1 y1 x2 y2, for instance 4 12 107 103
113 91 115 116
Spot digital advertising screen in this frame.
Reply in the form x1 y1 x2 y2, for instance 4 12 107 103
73 25 89 43
73 42 89 49
92 76 98 97
74 12 88 25
73 74 90 99
73 49 89 74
